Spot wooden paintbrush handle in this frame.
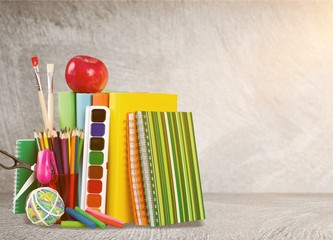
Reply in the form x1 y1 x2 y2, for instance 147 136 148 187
48 93 53 130
39 90 49 130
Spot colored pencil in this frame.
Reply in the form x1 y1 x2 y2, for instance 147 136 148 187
76 131 84 173
33 128 84 175
43 131 49 149
34 130 41 151
74 130 79 173
47 130 53 151
70 130 76 174
52 130 63 174
67 131 71 172
60 132 69 174
38 131 45 150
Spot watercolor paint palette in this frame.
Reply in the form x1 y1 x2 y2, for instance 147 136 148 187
80 106 110 213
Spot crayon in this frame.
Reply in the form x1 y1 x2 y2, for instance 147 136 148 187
74 206 106 229
66 207 96 229
86 207 124 228
61 221 87 228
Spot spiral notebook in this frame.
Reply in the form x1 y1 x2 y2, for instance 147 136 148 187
13 139 38 214
127 113 148 226
128 111 205 226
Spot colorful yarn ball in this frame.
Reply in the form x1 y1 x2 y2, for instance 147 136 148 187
25 187 65 226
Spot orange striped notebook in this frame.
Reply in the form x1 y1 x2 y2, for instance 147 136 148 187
126 113 148 226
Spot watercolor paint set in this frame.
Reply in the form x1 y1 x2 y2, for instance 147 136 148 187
80 106 110 213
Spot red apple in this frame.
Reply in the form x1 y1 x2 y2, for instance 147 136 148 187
65 55 108 93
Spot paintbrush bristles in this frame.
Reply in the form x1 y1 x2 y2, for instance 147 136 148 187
47 64 54 74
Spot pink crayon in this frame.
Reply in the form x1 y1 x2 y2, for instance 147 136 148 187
86 208 124 228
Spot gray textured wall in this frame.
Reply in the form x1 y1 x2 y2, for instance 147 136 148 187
1 1 333 193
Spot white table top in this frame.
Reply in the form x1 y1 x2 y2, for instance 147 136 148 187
1 193 333 239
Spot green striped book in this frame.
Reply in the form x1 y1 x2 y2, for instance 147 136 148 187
134 111 205 226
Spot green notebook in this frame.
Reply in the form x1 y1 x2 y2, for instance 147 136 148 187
135 111 205 226
13 139 38 214
58 91 76 129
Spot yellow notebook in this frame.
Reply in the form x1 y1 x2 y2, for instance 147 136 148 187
107 92 178 223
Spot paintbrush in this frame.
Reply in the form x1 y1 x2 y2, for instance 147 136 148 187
31 56 50 130
47 63 54 130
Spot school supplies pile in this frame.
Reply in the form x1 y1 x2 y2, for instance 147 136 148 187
0 55 205 229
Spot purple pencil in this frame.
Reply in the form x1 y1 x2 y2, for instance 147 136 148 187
53 130 63 174
60 132 69 174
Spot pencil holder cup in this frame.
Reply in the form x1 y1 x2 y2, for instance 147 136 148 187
54 173 78 221
55 173 78 208
55 173 79 223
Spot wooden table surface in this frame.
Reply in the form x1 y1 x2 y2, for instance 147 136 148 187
1 193 333 239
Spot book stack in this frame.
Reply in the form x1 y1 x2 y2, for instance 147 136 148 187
58 91 205 226
58 91 110 130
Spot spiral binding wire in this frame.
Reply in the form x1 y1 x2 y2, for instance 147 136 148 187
136 112 157 226
12 140 20 213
